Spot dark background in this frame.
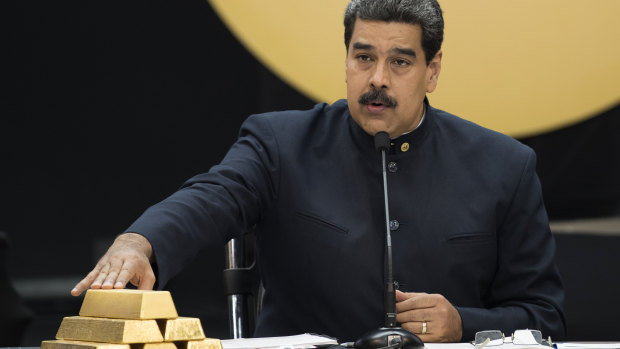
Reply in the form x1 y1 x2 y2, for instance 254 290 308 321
3 0 619 345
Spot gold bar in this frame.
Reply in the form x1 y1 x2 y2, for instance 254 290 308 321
79 289 178 319
56 316 164 343
41 340 130 349
177 339 222 349
130 343 178 349
159 317 205 341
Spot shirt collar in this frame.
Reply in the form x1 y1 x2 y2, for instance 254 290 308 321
395 105 425 139
347 97 432 156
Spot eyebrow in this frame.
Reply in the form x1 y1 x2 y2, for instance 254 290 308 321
352 42 374 51
351 42 417 58
392 47 416 58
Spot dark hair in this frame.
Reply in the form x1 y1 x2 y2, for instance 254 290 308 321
344 0 444 65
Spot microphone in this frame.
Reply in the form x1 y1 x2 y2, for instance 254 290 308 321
353 132 424 349
374 131 391 153
374 131 396 328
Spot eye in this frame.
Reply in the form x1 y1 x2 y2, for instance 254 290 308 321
392 58 410 67
357 54 372 62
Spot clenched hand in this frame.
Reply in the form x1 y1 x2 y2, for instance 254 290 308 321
395 290 463 342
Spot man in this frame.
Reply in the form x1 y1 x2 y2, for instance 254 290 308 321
72 0 566 343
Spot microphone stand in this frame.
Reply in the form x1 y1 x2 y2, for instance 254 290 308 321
353 132 424 349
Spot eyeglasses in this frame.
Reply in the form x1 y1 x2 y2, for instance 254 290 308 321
472 330 553 348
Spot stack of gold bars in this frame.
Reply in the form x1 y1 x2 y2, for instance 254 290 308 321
41 289 222 349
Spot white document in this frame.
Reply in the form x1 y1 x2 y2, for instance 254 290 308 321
425 343 549 349
558 344 620 349
425 342 620 349
221 333 338 349
425 343 476 349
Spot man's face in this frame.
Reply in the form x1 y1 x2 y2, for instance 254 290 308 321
346 19 442 138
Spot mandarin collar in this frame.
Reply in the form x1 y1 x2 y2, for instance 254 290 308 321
347 97 432 157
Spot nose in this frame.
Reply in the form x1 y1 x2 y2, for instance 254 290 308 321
369 62 389 89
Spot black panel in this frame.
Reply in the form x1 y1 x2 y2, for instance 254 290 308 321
555 233 620 340
520 103 620 219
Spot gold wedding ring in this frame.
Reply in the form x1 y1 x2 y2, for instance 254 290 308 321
422 321 427 334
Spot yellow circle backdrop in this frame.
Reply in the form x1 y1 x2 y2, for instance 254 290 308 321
209 0 620 137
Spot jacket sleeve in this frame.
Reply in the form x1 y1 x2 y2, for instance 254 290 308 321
456 150 566 341
124 114 280 288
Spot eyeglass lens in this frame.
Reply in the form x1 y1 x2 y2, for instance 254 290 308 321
475 331 504 346
513 330 543 345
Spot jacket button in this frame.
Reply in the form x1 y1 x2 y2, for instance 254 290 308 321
387 161 398 173
389 219 400 231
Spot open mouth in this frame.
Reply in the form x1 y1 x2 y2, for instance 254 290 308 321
367 101 387 112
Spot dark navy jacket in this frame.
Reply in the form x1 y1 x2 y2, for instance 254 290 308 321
128 99 566 342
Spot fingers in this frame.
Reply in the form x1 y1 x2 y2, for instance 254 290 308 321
395 290 408 302
396 291 430 306
71 264 104 296
136 268 156 290
101 256 126 289
91 262 111 289
401 320 430 336
396 292 432 327
396 307 432 324
396 293 449 323
117 265 135 289
119 259 155 290
72 258 155 296
70 235 156 296
402 319 440 343
396 290 427 302
396 293 463 342
396 292 434 313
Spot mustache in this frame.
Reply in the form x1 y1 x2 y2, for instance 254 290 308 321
358 89 398 108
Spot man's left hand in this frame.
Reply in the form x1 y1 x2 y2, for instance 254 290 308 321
395 290 463 342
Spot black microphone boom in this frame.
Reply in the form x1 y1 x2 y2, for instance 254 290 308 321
375 131 397 328
354 132 424 349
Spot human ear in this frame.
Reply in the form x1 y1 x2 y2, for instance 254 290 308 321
426 50 442 93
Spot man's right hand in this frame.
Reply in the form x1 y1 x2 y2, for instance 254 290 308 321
71 233 156 296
